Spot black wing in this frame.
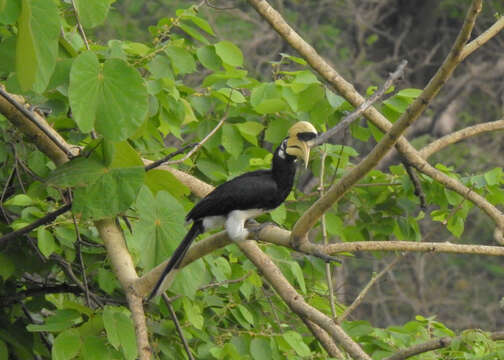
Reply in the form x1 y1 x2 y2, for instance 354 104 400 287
187 170 281 221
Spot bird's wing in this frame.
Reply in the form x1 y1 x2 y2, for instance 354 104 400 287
187 170 278 221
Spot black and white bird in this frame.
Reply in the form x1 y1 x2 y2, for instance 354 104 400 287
148 121 318 299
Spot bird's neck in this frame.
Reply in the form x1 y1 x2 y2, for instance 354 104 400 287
272 144 297 196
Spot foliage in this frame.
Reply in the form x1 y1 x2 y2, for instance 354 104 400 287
0 1 503 359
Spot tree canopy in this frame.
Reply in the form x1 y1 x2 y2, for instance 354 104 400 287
0 0 503 359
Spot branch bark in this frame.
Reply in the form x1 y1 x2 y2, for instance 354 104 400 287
384 331 504 360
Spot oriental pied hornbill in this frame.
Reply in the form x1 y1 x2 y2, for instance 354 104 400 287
148 121 318 299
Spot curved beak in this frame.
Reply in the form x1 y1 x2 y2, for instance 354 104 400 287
300 141 311 168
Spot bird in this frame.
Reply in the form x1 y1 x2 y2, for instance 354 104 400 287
148 121 318 300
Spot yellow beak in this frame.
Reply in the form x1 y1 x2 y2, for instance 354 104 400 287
286 136 311 168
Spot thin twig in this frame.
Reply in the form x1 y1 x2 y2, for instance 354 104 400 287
163 90 235 166
399 153 426 210
338 255 402 323
144 143 198 171
312 60 407 147
0 203 72 246
0 87 75 158
70 0 90 50
319 150 337 319
162 294 195 360
71 209 91 307
0 167 16 223
51 254 104 307
460 15 504 61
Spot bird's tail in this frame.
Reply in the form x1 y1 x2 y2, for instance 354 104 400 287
148 220 204 300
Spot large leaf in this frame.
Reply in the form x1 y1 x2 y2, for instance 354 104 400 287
69 51 149 140
133 186 186 270
52 329 81 360
47 142 145 219
0 0 20 24
16 0 59 92
214 41 243 67
73 0 112 28
102 306 137 360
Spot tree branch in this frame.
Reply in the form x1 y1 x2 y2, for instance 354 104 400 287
460 15 504 61
0 203 71 246
237 240 372 360
419 119 504 159
338 255 402 323
384 331 504 360
312 59 408 147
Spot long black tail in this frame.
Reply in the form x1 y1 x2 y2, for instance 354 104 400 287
148 220 204 300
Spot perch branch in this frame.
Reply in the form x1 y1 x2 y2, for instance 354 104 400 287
384 331 504 360
419 119 504 159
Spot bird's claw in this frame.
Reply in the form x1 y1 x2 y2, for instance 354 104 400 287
312 250 341 264
247 220 277 237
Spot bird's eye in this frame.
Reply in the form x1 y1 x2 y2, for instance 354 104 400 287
297 132 317 141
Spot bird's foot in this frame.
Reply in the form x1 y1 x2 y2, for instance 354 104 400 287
247 220 277 238
312 250 341 264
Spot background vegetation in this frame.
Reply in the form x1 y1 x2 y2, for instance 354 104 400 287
0 0 503 359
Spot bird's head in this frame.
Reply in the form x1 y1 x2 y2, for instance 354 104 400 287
286 121 317 168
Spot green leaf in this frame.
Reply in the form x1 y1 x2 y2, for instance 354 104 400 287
28 310 81 332
82 336 111 360
97 268 119 295
216 88 246 104
222 124 243 159
237 304 254 325
183 298 204 329
37 228 58 257
69 51 148 140
144 169 189 199
178 22 209 44
16 0 59 92
288 261 306 294
236 122 264 146
215 41 243 67
73 0 112 28
102 306 137 360
186 15 215 36
270 204 286 224
46 158 105 188
164 45 196 75
0 339 8 360
0 0 20 24
3 194 33 206
197 45 222 71
251 83 286 114
0 253 15 280
52 329 81 360
484 167 503 186
250 338 272 360
50 143 145 220
396 88 422 98
282 331 311 357
133 187 186 270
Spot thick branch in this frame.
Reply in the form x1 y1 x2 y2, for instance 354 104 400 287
384 331 504 360
460 15 504 60
419 119 504 159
